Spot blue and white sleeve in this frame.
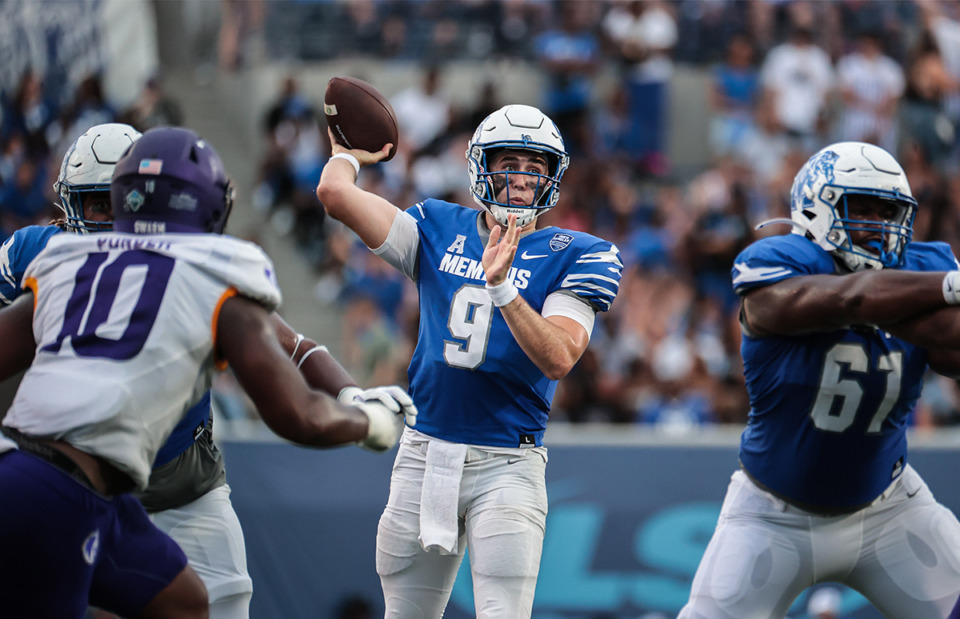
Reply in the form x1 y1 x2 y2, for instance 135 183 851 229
559 241 622 312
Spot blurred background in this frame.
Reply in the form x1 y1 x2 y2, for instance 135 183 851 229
5 0 960 617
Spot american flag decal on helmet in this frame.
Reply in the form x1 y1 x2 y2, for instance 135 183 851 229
139 159 163 175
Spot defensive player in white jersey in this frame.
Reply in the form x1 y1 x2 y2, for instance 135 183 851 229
679 142 960 618
0 123 416 619
317 104 622 617
0 127 410 618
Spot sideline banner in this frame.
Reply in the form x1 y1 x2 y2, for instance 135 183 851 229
222 439 957 618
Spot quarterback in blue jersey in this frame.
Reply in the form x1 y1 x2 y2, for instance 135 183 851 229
0 124 415 619
317 104 622 617
680 142 960 619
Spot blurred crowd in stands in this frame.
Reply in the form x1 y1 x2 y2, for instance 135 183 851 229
0 70 182 239
8 0 960 430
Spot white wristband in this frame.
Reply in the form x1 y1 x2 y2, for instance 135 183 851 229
329 152 360 177
944 271 960 305
296 345 328 370
290 333 305 360
486 279 518 307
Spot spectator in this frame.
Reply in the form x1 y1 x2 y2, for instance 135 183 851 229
709 32 761 159
390 66 451 157
218 0 265 71
1 69 57 157
603 0 678 174
834 30 905 153
757 21 834 153
58 74 117 151
119 77 184 132
900 30 958 171
0 157 52 239
535 1 601 155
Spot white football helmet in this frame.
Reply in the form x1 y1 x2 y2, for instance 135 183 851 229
466 104 570 227
789 141 916 271
54 123 142 232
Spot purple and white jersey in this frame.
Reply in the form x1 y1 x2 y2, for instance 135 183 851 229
2 232 280 489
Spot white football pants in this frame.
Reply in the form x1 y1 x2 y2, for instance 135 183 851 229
679 466 960 619
149 484 252 619
377 430 548 618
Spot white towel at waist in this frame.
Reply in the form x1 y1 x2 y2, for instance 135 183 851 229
419 440 468 554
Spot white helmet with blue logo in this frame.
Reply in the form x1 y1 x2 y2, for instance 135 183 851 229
789 141 916 271
466 104 570 228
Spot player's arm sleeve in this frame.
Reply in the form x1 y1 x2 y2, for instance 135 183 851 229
542 291 596 340
557 241 622 313
0 233 23 306
372 208 420 281
731 237 822 297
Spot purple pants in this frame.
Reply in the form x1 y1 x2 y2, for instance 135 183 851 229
0 449 188 618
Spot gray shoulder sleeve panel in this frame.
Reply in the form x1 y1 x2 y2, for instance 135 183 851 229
371 210 420 281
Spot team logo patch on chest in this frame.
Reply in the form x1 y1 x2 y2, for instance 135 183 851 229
82 530 100 565
549 233 574 252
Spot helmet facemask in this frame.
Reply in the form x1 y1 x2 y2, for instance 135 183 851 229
466 105 570 228
789 142 917 272
469 145 563 227
56 186 114 233
826 190 916 271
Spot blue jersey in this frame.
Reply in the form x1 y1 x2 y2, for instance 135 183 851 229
0 225 209 467
405 200 621 447
731 234 958 508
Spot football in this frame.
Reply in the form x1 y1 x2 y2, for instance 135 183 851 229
323 76 398 161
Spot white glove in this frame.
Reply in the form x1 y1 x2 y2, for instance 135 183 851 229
338 385 418 428
353 400 405 452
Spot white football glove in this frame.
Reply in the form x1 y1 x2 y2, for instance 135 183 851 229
338 385 418 428
353 400 405 452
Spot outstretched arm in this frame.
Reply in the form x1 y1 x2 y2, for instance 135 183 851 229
315 129 400 249
270 312 417 426
482 215 589 380
742 271 956 337
217 296 403 450
270 312 354 395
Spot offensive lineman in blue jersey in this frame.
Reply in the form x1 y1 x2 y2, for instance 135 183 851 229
317 104 622 617
0 124 417 618
680 142 960 619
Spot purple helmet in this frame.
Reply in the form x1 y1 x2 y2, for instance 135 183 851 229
111 127 234 234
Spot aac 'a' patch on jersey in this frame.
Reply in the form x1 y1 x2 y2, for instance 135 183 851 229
403 199 622 447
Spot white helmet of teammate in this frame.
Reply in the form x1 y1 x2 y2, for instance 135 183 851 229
466 104 570 228
54 123 142 232
789 141 916 271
